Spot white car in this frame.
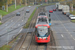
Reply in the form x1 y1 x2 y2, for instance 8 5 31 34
28 6 31 7
70 15 75 20
69 14 73 18
69 14 75 20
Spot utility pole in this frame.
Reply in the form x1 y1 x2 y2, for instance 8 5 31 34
25 0 27 6
71 4 73 12
35 0 36 5
6 1 8 12
7 29 10 45
15 0 16 9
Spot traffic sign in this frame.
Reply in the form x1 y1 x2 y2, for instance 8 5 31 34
2 6 5 10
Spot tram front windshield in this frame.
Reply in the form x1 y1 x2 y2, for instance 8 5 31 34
37 26 48 37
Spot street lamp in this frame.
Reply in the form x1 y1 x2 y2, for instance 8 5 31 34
6 2 8 12
71 4 73 12
7 28 11 45
15 0 16 8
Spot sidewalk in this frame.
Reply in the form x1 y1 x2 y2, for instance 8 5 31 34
1 7 25 23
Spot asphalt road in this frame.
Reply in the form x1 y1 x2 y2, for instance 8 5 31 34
0 6 37 47
46 5 75 50
1 7 25 23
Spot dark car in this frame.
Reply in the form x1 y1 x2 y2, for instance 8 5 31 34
16 12 20 16
26 9 29 13
66 12 70 17
53 9 56 11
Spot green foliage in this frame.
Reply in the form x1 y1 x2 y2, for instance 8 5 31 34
23 8 37 28
0 45 11 50
0 5 24 16
70 10 75 15
73 4 75 8
71 20 75 23
0 23 2 25
0 18 1 20
0 10 8 16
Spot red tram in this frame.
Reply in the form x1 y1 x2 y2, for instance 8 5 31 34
35 13 50 43
35 24 50 43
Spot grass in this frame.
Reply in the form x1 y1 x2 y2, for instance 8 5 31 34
70 10 75 23
0 45 11 50
70 10 75 15
23 8 37 28
0 23 2 25
71 20 75 23
9 34 20 44
0 33 20 50
0 5 24 16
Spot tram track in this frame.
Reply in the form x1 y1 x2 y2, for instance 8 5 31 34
14 6 56 50
13 6 38 50
25 6 48 50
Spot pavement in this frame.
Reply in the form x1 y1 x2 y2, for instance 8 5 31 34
46 5 75 50
0 6 37 47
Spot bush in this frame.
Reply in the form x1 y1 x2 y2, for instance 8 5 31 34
0 18 1 20
73 4 75 8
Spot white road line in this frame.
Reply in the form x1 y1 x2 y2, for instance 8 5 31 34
71 35 72 37
11 20 13 22
61 34 64 37
73 38 75 40
19 28 23 33
54 13 75 40
49 46 74 49
18 24 20 26
22 20 23 22
5 24 7 26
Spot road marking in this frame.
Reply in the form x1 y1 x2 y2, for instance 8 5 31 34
18 24 20 26
11 20 13 22
22 20 23 22
49 46 74 49
61 34 64 37
73 38 75 40
68 33 70 34
71 35 72 36
19 28 23 33
54 13 75 41
5 24 7 26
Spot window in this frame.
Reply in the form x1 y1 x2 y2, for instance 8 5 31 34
37 26 48 37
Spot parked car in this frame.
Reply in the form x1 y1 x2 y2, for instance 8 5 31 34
26 9 29 13
66 12 70 17
49 10 53 13
28 6 31 7
69 15 75 20
16 12 20 16
69 14 73 18
53 9 56 11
